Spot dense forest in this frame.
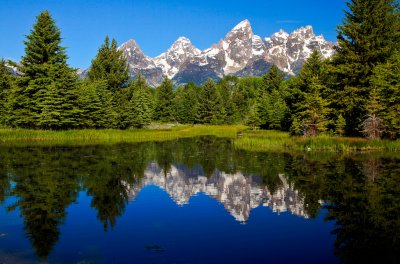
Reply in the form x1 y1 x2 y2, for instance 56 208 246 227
0 0 399 139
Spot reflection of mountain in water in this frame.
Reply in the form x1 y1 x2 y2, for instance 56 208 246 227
125 162 309 222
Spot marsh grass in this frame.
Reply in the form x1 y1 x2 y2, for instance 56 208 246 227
1 126 399 152
235 130 400 152
0 125 246 146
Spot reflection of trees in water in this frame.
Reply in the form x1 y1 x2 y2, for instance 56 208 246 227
0 158 10 204
360 157 381 181
324 158 400 263
0 140 399 262
4 147 80 260
282 154 328 218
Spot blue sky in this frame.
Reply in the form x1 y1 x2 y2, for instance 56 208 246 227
0 0 346 68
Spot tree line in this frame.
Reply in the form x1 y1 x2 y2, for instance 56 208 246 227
0 0 399 138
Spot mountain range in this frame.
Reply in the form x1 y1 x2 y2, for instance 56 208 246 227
103 19 335 86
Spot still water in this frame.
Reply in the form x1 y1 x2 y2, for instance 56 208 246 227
0 137 399 263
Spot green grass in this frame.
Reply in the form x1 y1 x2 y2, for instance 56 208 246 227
1 126 399 152
0 125 246 146
234 130 400 152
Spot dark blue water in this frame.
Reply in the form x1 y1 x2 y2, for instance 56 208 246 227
1 188 335 264
0 137 399 263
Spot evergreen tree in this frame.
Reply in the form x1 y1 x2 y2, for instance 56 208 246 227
173 83 199 124
0 59 14 127
76 81 104 128
246 102 261 130
297 51 328 94
268 89 288 130
261 65 285 93
289 117 303 136
125 72 153 128
218 76 239 124
257 92 269 127
290 51 330 136
197 79 221 124
154 76 175 122
37 66 81 129
212 94 227 125
297 79 330 136
335 114 347 136
76 80 117 128
115 79 136 129
231 84 248 122
8 11 79 129
172 86 185 123
371 51 400 139
255 66 287 129
331 0 400 135
87 36 129 90
257 89 288 130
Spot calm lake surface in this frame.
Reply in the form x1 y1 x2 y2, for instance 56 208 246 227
0 137 399 263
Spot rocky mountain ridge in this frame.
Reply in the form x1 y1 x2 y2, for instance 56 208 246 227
114 19 335 86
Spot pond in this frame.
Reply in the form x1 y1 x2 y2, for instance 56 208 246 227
0 137 399 263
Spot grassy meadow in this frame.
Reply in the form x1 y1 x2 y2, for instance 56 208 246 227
1 125 399 152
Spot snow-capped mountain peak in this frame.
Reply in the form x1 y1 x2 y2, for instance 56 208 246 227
105 20 335 86
232 19 251 31
221 20 256 74
153 36 201 79
119 39 155 70
269 29 289 44
225 19 253 40
290 25 315 39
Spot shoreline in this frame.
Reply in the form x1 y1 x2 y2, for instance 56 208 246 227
1 125 399 152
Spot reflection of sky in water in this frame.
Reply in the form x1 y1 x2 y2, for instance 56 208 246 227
1 140 398 263
0 185 336 264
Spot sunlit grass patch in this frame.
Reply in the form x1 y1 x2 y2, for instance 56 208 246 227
0 125 246 146
234 130 400 152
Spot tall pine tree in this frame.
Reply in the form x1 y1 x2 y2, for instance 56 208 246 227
0 59 14 127
257 66 287 129
154 76 175 122
125 71 153 128
370 50 400 139
87 36 129 90
261 65 285 94
76 80 117 128
290 51 330 136
331 0 400 135
173 83 199 124
197 79 222 124
217 76 239 124
8 11 79 129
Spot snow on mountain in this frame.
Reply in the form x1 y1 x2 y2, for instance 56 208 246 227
265 25 335 74
118 39 164 86
153 37 201 79
101 20 335 86
221 19 254 74
252 35 266 57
